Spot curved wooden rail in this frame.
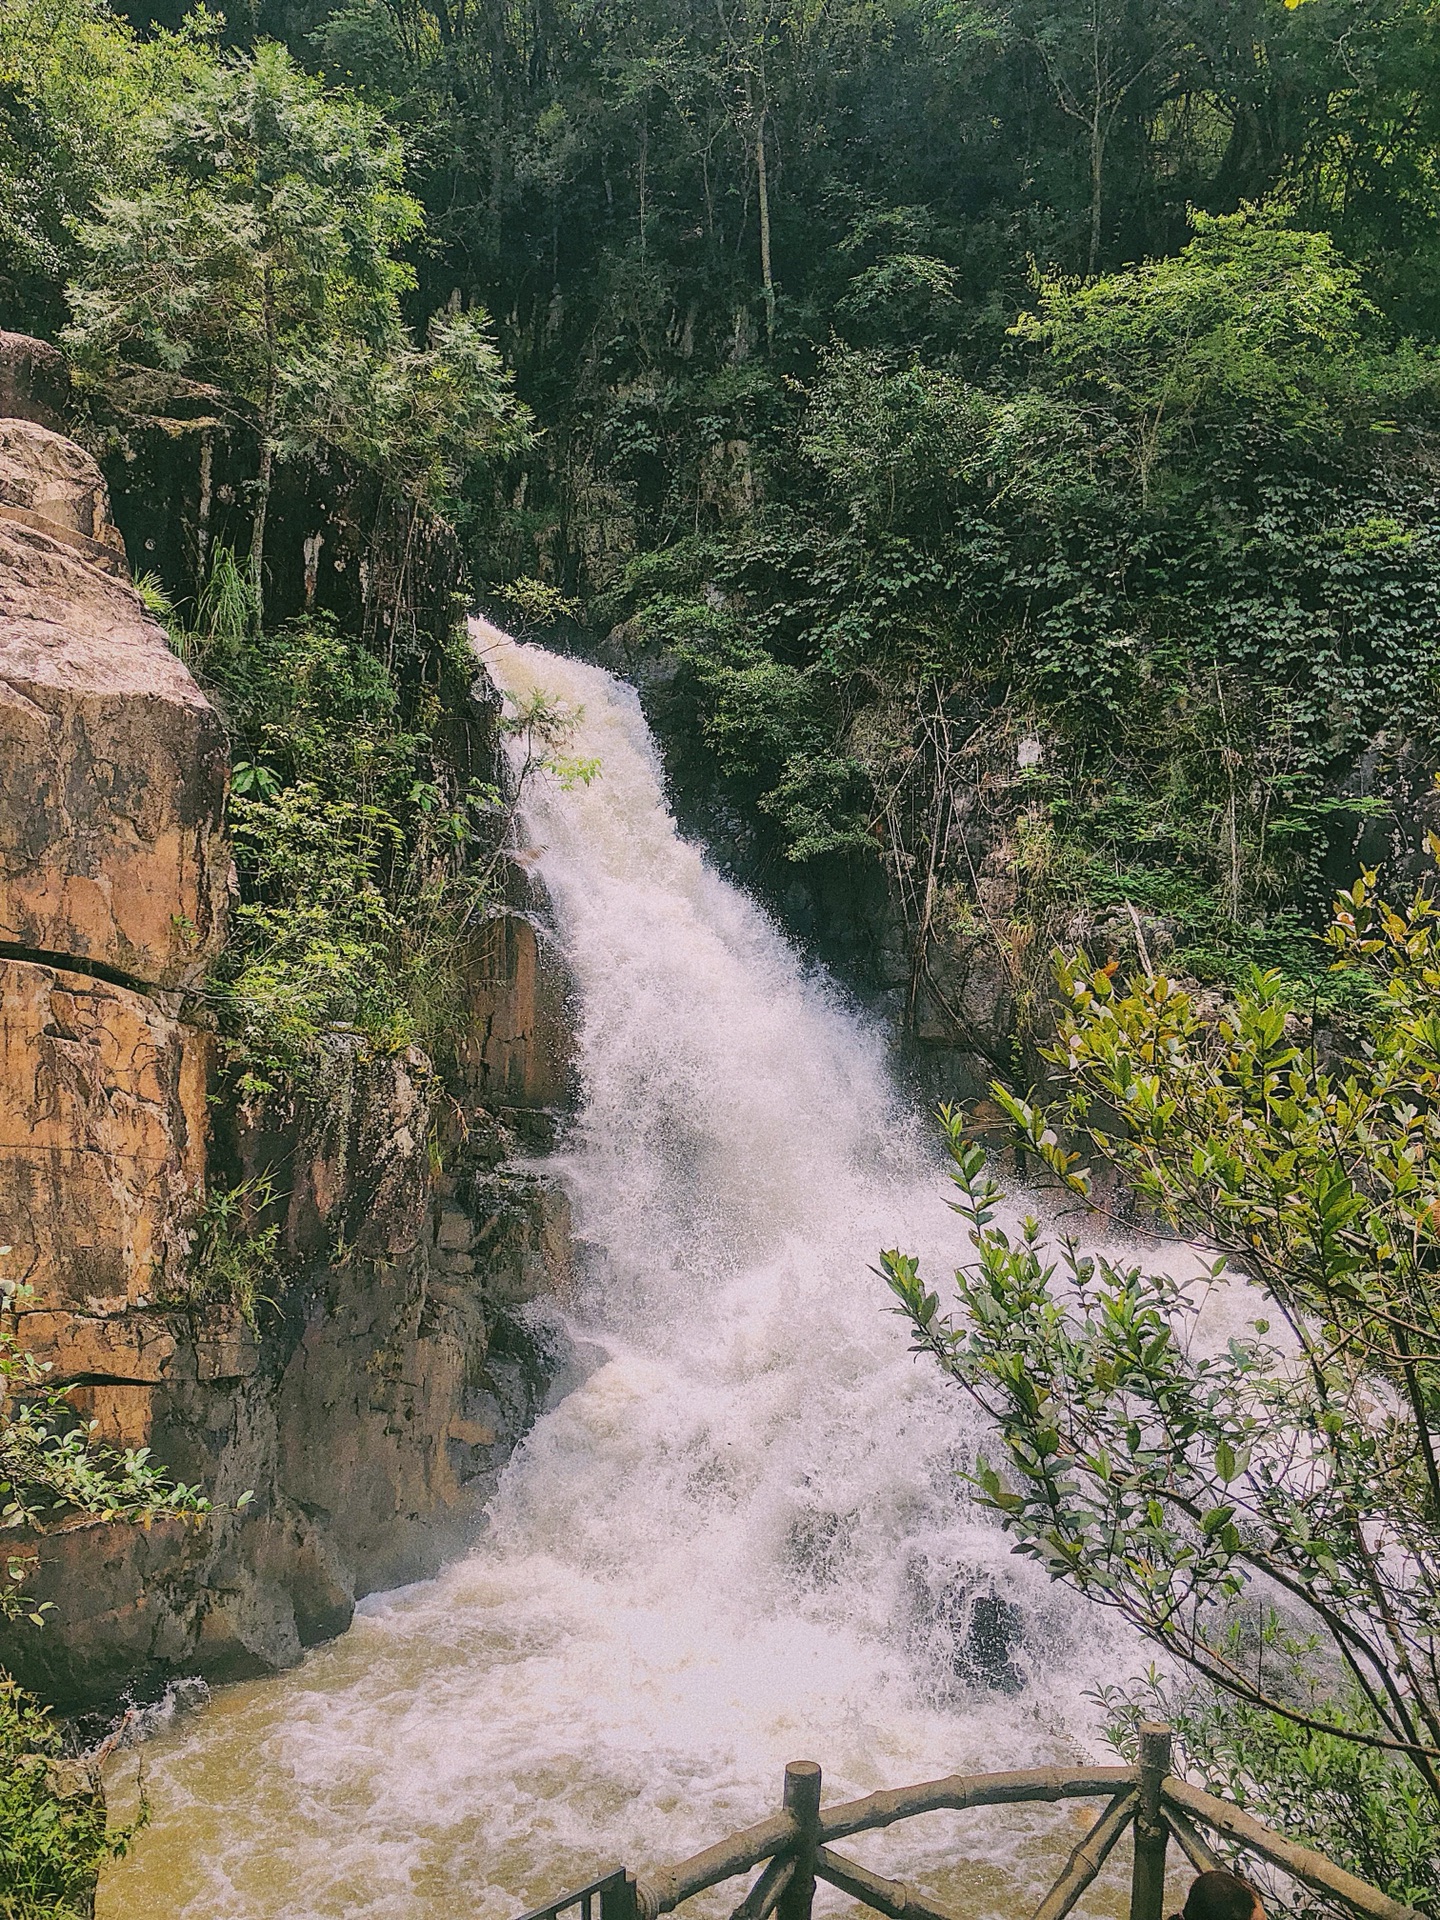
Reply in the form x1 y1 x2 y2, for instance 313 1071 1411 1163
511 1726 1422 1920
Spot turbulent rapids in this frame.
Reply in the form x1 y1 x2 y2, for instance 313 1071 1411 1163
101 629 1143 1920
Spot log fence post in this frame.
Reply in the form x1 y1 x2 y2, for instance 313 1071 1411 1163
1129 1725 1172 1920
513 1737 1426 1920
778 1762 822 1920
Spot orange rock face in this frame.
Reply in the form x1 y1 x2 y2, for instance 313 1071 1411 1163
0 957 210 1320
0 344 576 1709
0 422 231 988
454 910 572 1107
0 418 123 553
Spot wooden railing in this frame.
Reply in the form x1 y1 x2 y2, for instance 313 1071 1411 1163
515 1869 642 1920
510 1727 1421 1920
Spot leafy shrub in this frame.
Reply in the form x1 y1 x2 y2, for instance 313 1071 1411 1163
0 1290 227 1916
610 210 1440 997
884 855 1440 1843
183 609 587 1085
1099 1652 1440 1914
0 1677 133 1920
487 575 580 634
190 615 468 1078
162 1179 281 1329
1 1299 213 1554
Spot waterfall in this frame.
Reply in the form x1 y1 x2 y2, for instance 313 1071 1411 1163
101 630 1141 1920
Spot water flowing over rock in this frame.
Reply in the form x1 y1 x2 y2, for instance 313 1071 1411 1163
98 627 1136 1920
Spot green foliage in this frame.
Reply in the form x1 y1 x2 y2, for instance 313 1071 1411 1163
883 853 1440 1824
286 305 534 512
65 41 421 392
800 353 995 527
61 38 529 622
501 685 601 793
0 0 214 326
184 613 586 1083
64 39 421 621
639 594 872 861
268 0 1440 630
0 1674 133 1920
1011 209 1430 495
0 1279 218 1918
164 1179 280 1329
487 576 580 635
226 776 412 1069
1 1301 212 1580
194 546 257 658
833 208 962 348
1099 1654 1440 1913
605 208 1440 996
193 616 446 1075
133 570 177 633
0 1273 224 1915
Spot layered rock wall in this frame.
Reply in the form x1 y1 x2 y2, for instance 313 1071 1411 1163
5 1048 572 1709
0 419 231 985
0 959 210 1317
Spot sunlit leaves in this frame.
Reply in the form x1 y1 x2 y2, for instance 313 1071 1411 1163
66 42 422 389
884 856 1440 1803
1012 208 1424 494
0 1289 215 1619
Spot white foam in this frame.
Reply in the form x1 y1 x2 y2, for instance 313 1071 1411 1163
101 626 1157 1920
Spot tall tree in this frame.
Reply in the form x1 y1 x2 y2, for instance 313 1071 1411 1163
66 42 422 624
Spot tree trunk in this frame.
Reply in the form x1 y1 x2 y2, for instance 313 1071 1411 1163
1088 118 1104 275
1087 3 1105 274
638 105 648 257
251 261 276 632
489 129 504 257
196 429 213 590
756 117 775 352
251 439 272 634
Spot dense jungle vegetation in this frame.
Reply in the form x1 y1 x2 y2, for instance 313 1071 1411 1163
8 0 1440 1049
131 0 1440 1021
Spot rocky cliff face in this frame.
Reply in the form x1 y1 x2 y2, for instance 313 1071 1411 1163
5 1046 573 1711
0 417 231 987
0 338 574 1713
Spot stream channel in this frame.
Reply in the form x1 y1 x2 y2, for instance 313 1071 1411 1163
101 629 1183 1920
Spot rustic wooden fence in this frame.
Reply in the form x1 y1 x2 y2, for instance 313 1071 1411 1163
510 1727 1420 1920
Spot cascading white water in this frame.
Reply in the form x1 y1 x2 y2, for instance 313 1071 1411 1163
101 628 1147 1920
